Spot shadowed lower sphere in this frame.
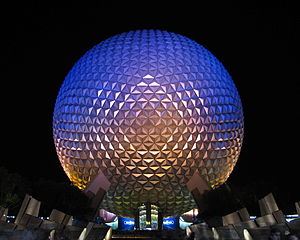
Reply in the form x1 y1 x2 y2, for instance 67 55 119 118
53 30 244 218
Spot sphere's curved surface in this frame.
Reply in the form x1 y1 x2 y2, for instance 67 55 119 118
53 30 244 217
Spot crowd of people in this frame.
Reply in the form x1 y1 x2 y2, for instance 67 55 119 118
185 226 299 240
268 228 299 240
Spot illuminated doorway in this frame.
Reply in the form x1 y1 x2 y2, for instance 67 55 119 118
138 203 158 230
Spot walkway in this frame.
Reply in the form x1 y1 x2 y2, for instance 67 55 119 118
111 230 186 240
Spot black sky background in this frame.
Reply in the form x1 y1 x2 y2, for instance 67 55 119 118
3 1 299 198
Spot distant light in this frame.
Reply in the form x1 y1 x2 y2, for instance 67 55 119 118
285 214 298 217
285 214 298 222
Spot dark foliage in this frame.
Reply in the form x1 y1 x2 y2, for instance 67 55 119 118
31 179 93 220
198 184 242 220
231 179 300 215
0 167 31 214
198 180 300 221
0 166 92 220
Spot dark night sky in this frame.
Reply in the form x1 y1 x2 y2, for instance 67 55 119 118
3 2 299 195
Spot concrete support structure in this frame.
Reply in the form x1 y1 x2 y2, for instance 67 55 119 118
0 207 8 222
238 207 251 222
15 194 41 225
295 201 300 216
257 193 285 225
78 222 111 240
84 169 111 219
222 207 251 226
186 170 211 208
258 193 279 216
222 212 242 226
49 209 73 226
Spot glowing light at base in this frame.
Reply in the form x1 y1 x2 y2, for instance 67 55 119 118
53 30 244 218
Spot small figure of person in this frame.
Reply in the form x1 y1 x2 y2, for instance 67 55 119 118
286 234 299 240
269 228 282 240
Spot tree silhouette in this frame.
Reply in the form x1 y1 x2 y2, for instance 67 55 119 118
0 166 92 219
198 184 242 221
32 178 92 220
0 167 31 214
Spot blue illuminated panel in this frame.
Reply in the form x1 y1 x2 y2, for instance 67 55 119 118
163 217 178 230
119 217 135 231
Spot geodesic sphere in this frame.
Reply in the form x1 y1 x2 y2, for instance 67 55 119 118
53 30 244 218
